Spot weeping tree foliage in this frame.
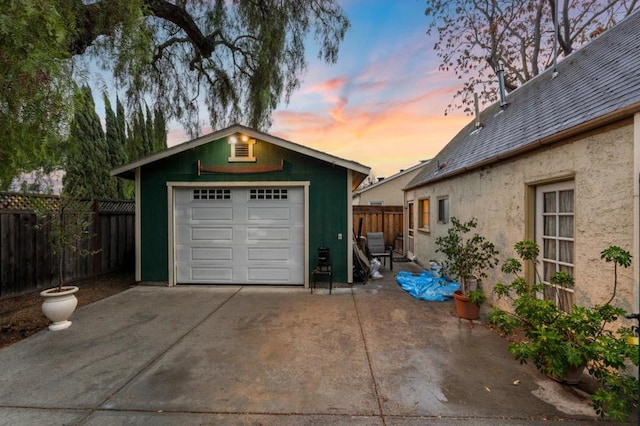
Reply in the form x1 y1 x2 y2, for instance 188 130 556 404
424 0 639 115
152 106 167 153
1 0 350 189
0 1 75 189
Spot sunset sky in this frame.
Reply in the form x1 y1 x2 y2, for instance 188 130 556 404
167 0 474 179
270 0 471 178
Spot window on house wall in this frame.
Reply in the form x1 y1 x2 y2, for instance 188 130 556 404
228 135 256 162
368 201 384 206
536 181 575 312
418 198 430 231
437 197 449 223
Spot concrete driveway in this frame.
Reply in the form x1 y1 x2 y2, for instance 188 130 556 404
0 262 614 425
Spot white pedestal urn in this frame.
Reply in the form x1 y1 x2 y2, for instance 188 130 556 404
40 286 79 331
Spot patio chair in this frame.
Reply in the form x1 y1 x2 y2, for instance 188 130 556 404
366 232 393 271
311 246 333 294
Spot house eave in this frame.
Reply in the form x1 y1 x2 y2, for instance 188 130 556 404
404 102 640 191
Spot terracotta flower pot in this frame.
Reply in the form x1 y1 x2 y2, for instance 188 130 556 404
40 286 79 331
453 290 481 320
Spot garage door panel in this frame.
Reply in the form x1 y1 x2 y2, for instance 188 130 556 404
247 247 290 261
191 227 233 241
191 206 233 221
248 207 290 221
247 227 292 241
191 266 233 282
248 267 290 283
192 247 233 261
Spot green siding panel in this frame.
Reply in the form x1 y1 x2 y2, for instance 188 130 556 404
139 137 351 283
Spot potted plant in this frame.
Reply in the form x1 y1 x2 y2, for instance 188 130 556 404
33 192 99 330
435 217 499 320
489 241 638 421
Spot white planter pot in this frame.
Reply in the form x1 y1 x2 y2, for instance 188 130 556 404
40 286 79 331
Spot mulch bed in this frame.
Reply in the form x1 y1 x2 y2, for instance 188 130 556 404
0 271 136 348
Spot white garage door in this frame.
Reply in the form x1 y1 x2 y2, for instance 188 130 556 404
175 187 304 285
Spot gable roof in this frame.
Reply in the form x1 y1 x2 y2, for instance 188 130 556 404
353 160 429 196
111 124 371 186
406 9 640 190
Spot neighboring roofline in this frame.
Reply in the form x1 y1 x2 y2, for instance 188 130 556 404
404 101 640 190
111 123 370 179
354 160 430 195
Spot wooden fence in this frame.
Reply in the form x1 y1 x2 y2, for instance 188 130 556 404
353 205 404 253
0 193 135 297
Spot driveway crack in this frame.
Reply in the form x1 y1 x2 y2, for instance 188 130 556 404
351 288 386 426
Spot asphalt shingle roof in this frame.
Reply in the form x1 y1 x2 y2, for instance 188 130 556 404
406 10 640 189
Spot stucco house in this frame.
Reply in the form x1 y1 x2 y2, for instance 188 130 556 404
353 160 429 206
111 124 369 287
404 11 639 313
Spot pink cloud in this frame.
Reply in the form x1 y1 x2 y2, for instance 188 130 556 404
305 77 347 94
272 94 470 179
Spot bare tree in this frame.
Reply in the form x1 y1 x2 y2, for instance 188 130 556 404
425 0 638 115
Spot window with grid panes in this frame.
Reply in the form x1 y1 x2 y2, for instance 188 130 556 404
536 181 575 312
249 188 288 200
192 189 231 200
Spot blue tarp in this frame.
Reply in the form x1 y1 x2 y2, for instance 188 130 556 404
396 270 461 301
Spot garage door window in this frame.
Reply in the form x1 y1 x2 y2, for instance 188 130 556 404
193 189 231 200
250 188 288 200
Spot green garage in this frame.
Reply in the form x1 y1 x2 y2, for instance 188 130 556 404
111 124 369 287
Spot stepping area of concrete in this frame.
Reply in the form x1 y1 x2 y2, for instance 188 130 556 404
0 262 618 425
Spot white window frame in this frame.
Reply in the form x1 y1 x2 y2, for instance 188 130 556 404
536 181 575 310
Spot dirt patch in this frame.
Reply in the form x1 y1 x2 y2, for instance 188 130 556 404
0 271 136 349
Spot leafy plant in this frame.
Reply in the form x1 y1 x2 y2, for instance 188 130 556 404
435 217 499 302
467 288 487 306
489 241 638 421
33 191 100 291
600 245 632 305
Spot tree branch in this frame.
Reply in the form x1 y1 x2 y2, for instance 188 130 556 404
144 0 217 57
69 0 221 58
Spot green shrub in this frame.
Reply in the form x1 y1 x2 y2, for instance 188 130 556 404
489 241 638 421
